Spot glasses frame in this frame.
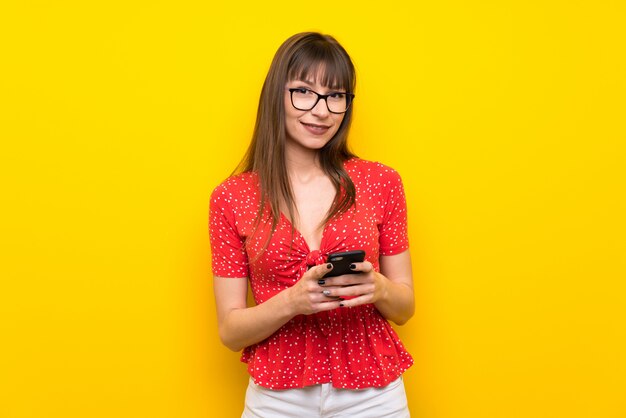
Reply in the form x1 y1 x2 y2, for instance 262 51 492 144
287 88 355 114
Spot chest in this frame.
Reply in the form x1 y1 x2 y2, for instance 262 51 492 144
290 178 336 251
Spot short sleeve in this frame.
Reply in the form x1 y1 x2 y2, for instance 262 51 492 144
378 169 409 256
209 183 249 278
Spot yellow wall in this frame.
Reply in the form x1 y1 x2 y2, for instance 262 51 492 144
1 1 625 417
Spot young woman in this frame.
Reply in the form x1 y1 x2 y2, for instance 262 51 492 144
210 32 414 417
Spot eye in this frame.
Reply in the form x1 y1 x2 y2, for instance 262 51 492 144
328 92 346 99
292 88 310 95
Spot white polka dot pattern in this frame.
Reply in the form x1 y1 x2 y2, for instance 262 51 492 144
209 158 413 389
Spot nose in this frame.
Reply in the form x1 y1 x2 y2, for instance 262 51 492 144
310 97 330 117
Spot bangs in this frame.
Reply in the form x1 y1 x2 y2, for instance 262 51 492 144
287 41 354 92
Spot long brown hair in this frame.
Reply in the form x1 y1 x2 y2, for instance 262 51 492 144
235 32 357 242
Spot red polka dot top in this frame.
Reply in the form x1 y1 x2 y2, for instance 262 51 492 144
209 158 413 389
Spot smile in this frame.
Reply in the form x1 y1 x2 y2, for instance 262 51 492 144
301 121 331 135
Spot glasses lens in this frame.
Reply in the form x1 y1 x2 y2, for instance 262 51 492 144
291 89 318 111
291 89 350 113
327 93 348 113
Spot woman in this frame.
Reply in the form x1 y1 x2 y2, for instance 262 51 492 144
210 32 414 417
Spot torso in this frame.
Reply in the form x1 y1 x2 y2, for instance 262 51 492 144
287 173 336 250
209 158 413 389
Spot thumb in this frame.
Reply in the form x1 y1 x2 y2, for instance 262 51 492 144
309 262 333 280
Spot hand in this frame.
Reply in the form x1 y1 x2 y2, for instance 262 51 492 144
285 263 344 315
319 261 390 308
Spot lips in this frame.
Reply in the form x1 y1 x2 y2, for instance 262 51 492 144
300 121 331 135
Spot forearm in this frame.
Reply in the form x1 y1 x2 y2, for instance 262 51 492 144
219 290 295 352
374 272 415 325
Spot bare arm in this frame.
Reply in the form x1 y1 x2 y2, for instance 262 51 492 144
213 263 342 352
375 250 415 324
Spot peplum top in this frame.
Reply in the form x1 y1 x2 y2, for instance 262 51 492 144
209 158 413 389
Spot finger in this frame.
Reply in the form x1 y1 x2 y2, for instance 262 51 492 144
323 273 373 287
308 263 334 282
338 293 372 308
320 287 346 298
314 291 341 302
331 283 375 298
349 261 373 273
314 299 344 313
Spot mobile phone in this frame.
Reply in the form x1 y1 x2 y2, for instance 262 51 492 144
324 250 366 277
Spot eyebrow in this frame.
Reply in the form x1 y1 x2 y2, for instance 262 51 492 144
290 80 345 92
292 79 315 86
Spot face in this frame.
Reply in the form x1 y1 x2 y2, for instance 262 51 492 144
284 78 346 153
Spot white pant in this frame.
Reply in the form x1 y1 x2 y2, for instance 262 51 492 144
241 377 410 418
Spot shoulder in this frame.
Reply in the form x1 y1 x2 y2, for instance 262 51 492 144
210 171 259 206
344 158 403 185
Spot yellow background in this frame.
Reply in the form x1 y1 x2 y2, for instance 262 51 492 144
1 1 625 417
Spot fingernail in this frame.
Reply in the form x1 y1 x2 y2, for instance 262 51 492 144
349 264 356 270
322 290 331 296
326 263 333 269
318 279 325 286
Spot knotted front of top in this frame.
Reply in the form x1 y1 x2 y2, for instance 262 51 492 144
305 249 325 268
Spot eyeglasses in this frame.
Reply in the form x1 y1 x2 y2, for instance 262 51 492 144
288 88 355 114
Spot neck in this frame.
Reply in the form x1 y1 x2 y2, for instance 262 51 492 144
284 142 323 182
